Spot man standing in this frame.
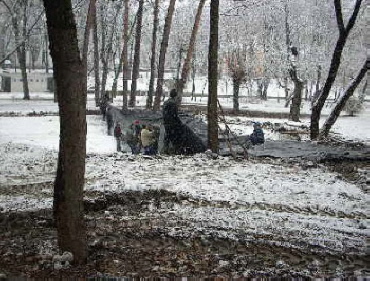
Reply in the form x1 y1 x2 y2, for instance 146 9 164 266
162 89 183 153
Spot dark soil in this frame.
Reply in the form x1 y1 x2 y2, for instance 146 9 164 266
0 186 368 279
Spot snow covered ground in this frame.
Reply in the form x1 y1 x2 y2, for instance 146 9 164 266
1 92 369 143
0 94 368 265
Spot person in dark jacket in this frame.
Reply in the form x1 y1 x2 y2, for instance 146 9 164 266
114 122 123 152
249 122 265 145
106 106 114 136
162 89 183 153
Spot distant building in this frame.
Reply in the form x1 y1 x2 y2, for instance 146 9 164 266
0 71 53 92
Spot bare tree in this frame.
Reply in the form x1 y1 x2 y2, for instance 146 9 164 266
146 0 160 109
176 0 207 105
153 0 177 111
320 59 368 138
92 0 100 107
99 2 122 103
208 0 219 153
225 47 247 113
43 0 88 264
288 61 304 121
111 12 137 105
282 2 303 122
129 0 144 107
0 0 30 99
122 0 130 111
310 0 363 139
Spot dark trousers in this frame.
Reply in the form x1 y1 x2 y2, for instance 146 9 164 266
143 145 156 155
116 138 122 151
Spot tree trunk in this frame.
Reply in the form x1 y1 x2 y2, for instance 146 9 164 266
289 80 303 122
256 79 263 99
43 0 87 264
129 0 144 107
191 51 196 101
112 9 137 102
82 0 94 63
99 5 108 101
232 78 240 113
359 80 367 103
176 45 183 81
289 66 303 122
303 80 308 101
44 29 49 73
19 42 30 100
320 59 368 138
284 77 289 100
310 0 362 139
122 0 130 111
9 4 30 100
147 0 160 109
112 51 123 99
21 0 30 100
208 0 219 153
93 1 100 107
100 3 122 103
315 65 321 96
262 78 270 100
176 0 206 105
153 0 177 111
82 0 97 105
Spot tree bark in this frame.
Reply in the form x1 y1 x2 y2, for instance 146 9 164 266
315 65 321 97
100 2 122 103
129 0 144 107
21 0 30 99
153 0 177 111
262 78 270 100
283 77 289 100
359 80 367 102
289 81 303 122
320 59 368 138
191 51 196 100
147 0 160 109
232 78 240 113
208 0 219 153
176 0 206 105
122 0 130 111
112 11 137 102
289 65 303 122
99 5 108 101
93 1 100 107
44 29 49 73
43 0 87 264
310 0 362 139
4 0 30 100
82 0 94 64
82 0 98 105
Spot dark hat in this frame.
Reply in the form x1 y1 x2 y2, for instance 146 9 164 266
170 89 177 98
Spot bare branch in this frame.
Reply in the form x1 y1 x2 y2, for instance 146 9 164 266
334 0 345 33
0 8 45 66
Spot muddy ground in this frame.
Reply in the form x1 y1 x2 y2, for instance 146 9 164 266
0 155 368 279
